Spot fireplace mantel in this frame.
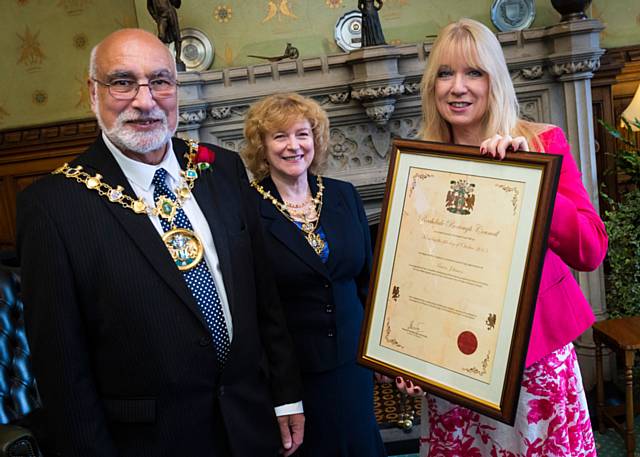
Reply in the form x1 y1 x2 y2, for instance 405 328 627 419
176 18 607 387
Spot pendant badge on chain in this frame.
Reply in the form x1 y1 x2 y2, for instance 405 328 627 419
162 228 204 271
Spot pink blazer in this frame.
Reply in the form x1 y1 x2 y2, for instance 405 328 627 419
525 126 608 366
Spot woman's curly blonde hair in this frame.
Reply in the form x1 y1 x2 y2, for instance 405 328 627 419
241 92 330 181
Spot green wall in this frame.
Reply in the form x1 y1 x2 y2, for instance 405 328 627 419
1 0 639 131
0 0 138 130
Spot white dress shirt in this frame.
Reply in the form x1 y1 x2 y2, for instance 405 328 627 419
104 134 302 416
104 133 234 337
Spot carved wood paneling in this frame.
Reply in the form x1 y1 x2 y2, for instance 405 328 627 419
0 177 12 249
592 45 640 207
0 118 98 251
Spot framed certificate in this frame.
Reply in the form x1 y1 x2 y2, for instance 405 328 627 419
358 138 562 425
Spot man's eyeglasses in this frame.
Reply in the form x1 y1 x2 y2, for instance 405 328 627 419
91 78 178 100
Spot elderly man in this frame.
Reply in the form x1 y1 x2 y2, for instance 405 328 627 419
17 28 304 457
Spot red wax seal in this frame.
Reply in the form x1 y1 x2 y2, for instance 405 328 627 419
457 331 478 355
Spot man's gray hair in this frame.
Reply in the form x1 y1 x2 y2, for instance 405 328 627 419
89 44 99 80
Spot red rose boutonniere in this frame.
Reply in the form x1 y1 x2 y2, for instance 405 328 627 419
194 144 216 173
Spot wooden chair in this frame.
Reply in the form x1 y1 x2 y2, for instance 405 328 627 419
593 317 640 457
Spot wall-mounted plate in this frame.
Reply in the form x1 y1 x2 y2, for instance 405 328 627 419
491 0 536 32
169 27 214 72
335 10 362 52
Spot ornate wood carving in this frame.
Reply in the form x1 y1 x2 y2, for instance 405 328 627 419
0 118 98 251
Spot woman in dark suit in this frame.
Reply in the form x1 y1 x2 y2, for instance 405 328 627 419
241 93 386 457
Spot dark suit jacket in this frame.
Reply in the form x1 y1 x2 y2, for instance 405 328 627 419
255 176 372 373
17 136 301 457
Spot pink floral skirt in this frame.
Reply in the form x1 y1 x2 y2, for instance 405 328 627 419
419 343 596 457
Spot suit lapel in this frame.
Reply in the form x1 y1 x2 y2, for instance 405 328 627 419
176 140 237 314
258 176 330 280
314 178 347 273
78 137 207 329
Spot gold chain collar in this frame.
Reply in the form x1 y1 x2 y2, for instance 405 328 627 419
52 139 207 271
251 176 326 255
53 139 201 222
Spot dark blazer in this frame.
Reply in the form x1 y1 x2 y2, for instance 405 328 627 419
17 137 301 457
255 176 372 373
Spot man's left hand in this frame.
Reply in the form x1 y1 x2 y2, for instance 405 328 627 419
278 413 305 456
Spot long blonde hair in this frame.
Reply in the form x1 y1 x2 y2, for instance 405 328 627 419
419 18 544 150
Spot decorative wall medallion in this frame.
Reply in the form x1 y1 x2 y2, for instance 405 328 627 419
326 0 343 8
73 33 88 50
32 90 48 106
325 118 422 172
329 129 358 163
262 0 298 23
518 97 543 123
335 10 362 52
213 5 233 23
17 26 45 71
169 28 214 72
57 0 91 16
490 0 535 32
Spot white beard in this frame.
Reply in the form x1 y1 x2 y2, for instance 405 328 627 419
95 98 177 155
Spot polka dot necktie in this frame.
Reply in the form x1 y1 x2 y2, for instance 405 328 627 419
152 168 230 365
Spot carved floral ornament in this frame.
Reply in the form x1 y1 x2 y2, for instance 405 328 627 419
179 109 207 125
209 106 232 120
331 83 407 125
403 82 421 95
521 65 544 80
365 104 396 124
350 83 405 101
550 57 601 76
175 58 600 128
328 92 350 104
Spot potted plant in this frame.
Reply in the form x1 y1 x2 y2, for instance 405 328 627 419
598 118 640 319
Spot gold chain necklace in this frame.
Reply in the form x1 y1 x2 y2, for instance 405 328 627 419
251 176 326 256
284 198 312 209
52 139 205 271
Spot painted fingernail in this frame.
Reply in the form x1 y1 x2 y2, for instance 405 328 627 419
406 380 413 388
395 377 401 384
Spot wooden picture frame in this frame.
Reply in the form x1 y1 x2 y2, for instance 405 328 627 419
358 138 562 425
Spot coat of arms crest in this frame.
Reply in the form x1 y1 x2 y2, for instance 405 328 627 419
445 179 476 215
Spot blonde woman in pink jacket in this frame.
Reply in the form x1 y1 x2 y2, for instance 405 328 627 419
397 18 607 457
